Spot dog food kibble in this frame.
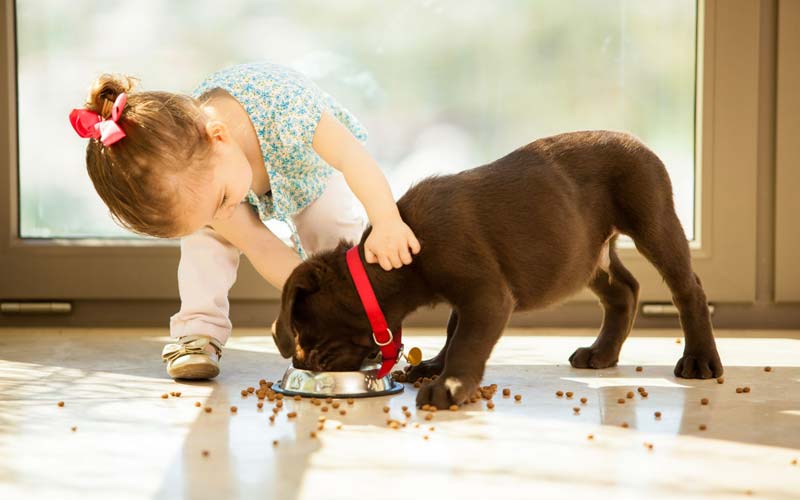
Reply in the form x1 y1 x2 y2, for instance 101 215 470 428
294 395 302 401
504 388 511 397
230 406 238 413
276 400 283 408
404 411 412 418
204 407 212 413
580 397 587 404
626 392 634 399
241 390 248 397
195 402 202 407
565 392 573 398
201 450 209 457
382 406 390 413
57 401 65 407
259 379 267 386
644 442 654 451
791 459 798 465
573 407 580 414
257 402 264 409
317 423 325 431
637 387 645 393
332 402 340 409
325 397 333 404
402 405 408 411
425 414 433 421
699 424 707 431
269 415 275 423
246 387 255 394
743 386 751 393
487 402 495 410
71 426 77 432
423 435 430 440
318 416 326 422
337 424 343 430
621 422 629 428
555 391 563 397
161 394 169 399
413 382 421 388
736 387 744 394
287 411 297 418
272 440 278 447
340 410 347 416
764 366 772 372
449 405 458 411
309 432 317 438
675 338 681 344
654 411 662 418
587 434 594 440
617 398 625 404
640 391 649 398
347 399 354 405
514 394 522 401
389 421 400 430
701 398 709 405
272 407 280 414
321 406 329 412
635 366 643 372
717 377 725 384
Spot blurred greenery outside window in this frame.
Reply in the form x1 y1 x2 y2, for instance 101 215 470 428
16 0 697 241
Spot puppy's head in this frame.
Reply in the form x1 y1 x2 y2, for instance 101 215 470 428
272 243 379 372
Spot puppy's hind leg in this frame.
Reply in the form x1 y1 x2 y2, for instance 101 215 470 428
570 237 639 369
404 309 457 382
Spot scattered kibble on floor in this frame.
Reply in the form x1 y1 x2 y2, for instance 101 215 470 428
201 450 209 457
635 366 643 372
230 406 237 413
556 390 564 397
57 401 65 407
699 424 707 431
580 397 587 404
514 394 522 401
655 411 662 418
764 366 772 372
617 398 625 404
701 398 709 405
449 405 458 411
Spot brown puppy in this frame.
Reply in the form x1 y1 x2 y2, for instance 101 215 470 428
273 130 723 409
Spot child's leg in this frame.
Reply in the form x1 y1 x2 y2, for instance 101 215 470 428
169 226 241 345
292 171 367 255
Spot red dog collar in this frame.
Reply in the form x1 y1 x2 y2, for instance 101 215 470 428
345 246 403 378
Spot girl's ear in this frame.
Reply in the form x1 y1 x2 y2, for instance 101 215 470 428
204 120 230 143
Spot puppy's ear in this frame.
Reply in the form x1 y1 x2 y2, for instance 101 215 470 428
273 266 320 358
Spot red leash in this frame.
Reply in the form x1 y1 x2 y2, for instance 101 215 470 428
345 246 403 378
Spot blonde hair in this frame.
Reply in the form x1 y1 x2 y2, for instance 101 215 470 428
81 73 213 238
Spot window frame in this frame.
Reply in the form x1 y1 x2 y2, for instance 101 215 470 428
0 0 761 306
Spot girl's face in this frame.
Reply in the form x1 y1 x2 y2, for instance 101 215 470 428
176 120 253 236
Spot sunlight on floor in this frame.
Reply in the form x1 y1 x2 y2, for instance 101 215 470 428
1 327 799 500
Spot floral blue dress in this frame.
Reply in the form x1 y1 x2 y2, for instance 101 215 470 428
192 62 368 258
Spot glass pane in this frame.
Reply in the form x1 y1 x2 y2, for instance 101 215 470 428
16 0 696 240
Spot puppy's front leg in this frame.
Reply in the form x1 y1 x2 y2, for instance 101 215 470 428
416 292 513 409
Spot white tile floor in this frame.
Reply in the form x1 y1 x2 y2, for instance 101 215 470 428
0 327 799 500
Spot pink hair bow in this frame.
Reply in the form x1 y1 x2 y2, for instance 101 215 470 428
69 93 127 146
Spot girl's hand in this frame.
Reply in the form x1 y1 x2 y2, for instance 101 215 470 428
364 218 421 271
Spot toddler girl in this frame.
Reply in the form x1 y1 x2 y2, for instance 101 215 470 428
70 62 420 380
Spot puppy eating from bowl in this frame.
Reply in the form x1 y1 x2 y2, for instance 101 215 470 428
272 130 723 409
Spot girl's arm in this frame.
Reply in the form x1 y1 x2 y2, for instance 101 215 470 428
312 110 420 271
211 202 302 290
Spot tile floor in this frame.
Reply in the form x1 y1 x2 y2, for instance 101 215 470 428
0 327 799 500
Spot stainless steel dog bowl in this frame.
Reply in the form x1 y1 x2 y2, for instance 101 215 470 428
272 360 404 398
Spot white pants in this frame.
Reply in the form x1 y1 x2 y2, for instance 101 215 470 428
169 172 366 344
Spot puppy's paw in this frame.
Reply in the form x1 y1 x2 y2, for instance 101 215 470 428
404 357 444 382
674 350 723 379
569 346 619 369
415 375 476 410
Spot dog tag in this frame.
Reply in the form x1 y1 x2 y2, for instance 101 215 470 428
406 347 422 366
